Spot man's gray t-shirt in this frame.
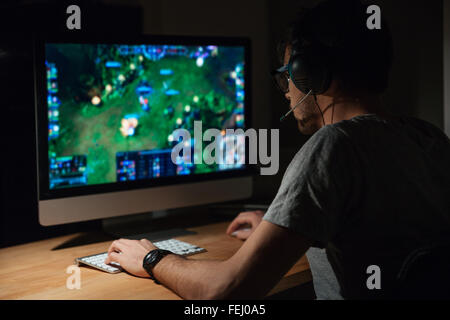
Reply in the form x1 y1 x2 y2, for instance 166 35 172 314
263 114 450 299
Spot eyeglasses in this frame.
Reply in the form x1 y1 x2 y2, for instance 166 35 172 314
271 65 290 93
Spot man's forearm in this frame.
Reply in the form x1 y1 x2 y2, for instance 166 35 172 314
152 254 233 299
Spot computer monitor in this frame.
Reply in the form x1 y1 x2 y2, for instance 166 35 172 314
34 35 252 226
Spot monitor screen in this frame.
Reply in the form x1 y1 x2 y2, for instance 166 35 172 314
37 38 249 197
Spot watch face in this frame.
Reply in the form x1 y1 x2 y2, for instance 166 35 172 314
143 249 173 281
144 250 158 265
144 249 172 267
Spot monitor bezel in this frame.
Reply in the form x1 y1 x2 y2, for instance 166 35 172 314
34 33 253 201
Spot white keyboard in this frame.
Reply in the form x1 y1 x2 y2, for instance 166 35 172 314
75 239 206 274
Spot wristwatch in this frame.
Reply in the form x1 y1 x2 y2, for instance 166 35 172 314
142 249 173 284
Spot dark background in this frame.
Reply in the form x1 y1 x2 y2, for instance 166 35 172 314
0 0 445 248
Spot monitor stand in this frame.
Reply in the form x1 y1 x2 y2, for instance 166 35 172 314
101 201 269 241
51 208 202 251
51 201 252 250
101 209 198 242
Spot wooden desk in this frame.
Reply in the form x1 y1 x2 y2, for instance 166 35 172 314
0 222 311 299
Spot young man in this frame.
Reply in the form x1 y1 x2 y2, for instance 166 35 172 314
105 0 450 299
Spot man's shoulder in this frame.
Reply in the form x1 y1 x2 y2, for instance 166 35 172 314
301 120 353 151
328 114 385 135
293 113 449 163
315 113 447 144
305 114 377 143
401 116 449 141
332 113 446 136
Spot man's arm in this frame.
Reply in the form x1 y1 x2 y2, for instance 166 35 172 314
106 220 311 299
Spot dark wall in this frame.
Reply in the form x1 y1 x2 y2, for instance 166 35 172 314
0 1 143 248
377 0 443 128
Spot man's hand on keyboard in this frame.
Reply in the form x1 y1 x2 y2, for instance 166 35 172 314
105 238 157 278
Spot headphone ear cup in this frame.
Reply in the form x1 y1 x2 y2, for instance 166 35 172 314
310 60 332 95
288 50 332 95
288 55 312 94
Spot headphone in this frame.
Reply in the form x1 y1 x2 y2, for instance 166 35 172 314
280 0 370 124
287 41 332 96
286 0 368 95
280 39 333 125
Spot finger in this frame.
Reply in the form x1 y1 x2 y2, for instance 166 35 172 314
107 240 127 255
237 211 255 218
235 210 264 223
253 210 265 217
226 216 252 235
232 228 253 240
226 217 244 234
226 218 251 235
226 210 262 235
114 239 140 249
116 238 136 245
105 251 123 265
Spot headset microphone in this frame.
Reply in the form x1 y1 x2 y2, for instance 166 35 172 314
279 89 312 122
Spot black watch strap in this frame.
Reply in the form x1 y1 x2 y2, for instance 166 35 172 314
142 249 173 284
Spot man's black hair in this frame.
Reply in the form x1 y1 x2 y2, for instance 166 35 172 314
278 0 393 95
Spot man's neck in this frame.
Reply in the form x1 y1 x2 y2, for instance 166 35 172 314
318 94 387 125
